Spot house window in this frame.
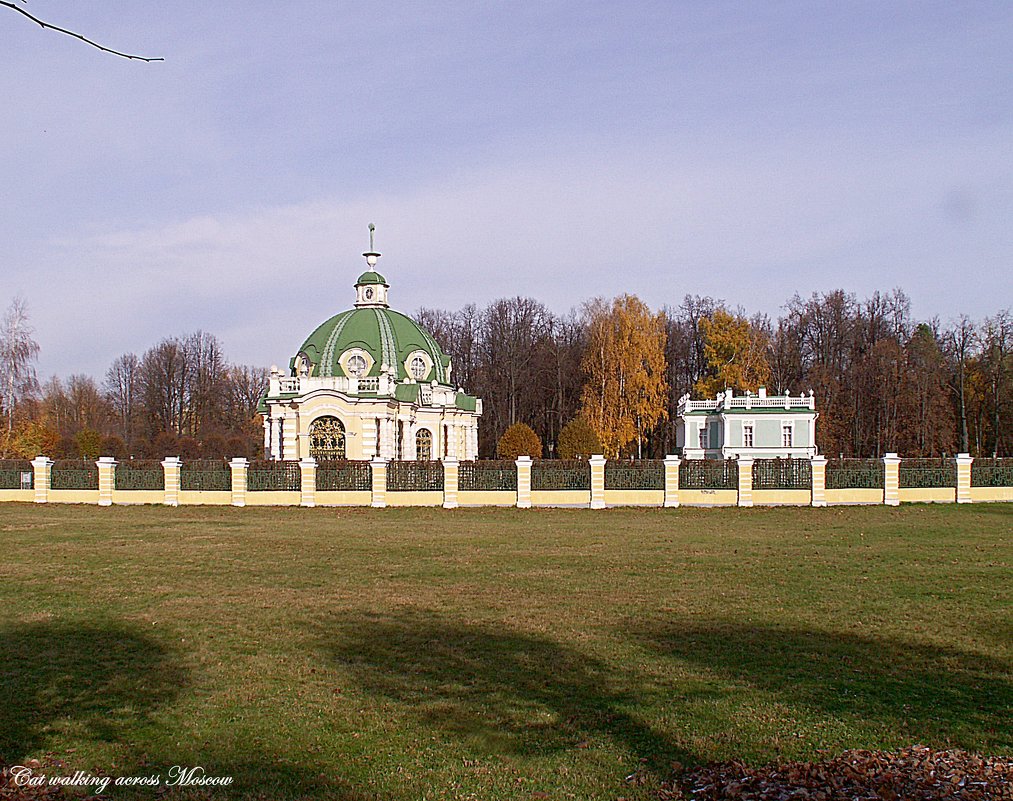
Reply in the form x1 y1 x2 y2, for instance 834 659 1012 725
743 424 754 448
347 354 367 377
410 355 428 380
782 424 793 448
698 425 708 450
416 428 433 460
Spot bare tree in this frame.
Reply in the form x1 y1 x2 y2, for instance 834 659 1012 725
104 353 141 447
1 2 162 61
0 296 40 432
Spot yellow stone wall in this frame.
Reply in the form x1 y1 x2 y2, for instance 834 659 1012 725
178 491 232 505
47 490 101 504
825 488 883 505
0 490 34 503
457 490 516 507
386 491 443 507
898 488 956 504
678 489 737 506
752 489 812 506
969 487 1013 502
314 491 372 506
111 491 164 505
244 491 302 506
603 489 664 506
530 490 591 507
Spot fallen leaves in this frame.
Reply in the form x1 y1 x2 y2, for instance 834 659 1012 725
659 746 1011 800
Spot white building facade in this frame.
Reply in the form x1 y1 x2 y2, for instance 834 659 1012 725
258 232 482 462
676 387 818 460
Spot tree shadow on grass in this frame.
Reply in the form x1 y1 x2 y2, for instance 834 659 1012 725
312 610 691 779
0 621 189 761
633 619 1012 753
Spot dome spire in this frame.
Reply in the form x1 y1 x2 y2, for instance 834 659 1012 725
363 222 381 267
355 223 389 308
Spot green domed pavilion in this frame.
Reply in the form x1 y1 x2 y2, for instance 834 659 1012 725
259 229 482 462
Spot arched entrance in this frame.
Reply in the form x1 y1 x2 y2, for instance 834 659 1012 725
310 416 346 460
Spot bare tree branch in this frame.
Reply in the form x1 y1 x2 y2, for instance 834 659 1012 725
2 1 163 62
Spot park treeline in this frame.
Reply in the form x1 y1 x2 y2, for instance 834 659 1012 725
0 288 1009 460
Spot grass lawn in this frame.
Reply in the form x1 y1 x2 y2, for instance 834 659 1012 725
0 503 1009 799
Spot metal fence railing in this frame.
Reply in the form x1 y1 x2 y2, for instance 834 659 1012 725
898 458 956 489
50 460 98 490
458 460 517 491
387 461 444 491
825 459 884 489
531 459 590 491
247 461 301 492
114 460 164 491
679 459 737 490
971 458 1013 488
316 460 371 492
0 460 33 490
752 458 812 490
605 459 665 490
181 460 232 491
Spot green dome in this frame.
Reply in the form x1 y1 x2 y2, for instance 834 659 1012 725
356 270 388 285
295 307 450 383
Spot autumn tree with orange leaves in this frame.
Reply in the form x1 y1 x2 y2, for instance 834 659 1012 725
579 295 667 458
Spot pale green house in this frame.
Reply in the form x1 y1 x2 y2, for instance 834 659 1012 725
676 387 818 460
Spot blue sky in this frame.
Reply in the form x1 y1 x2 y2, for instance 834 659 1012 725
2 1 1010 378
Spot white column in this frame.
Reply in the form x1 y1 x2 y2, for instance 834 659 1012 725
230 457 248 507
97 456 116 506
663 455 680 508
405 421 417 460
737 457 753 507
162 457 181 507
442 458 459 509
31 456 53 503
883 453 900 506
263 417 272 460
370 458 387 508
282 414 298 461
299 457 316 507
270 416 283 459
810 455 827 507
515 456 532 509
955 453 973 504
589 455 606 509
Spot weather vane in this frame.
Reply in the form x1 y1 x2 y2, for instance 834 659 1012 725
368 223 375 253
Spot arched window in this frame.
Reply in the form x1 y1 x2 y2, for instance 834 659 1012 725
410 355 428 380
416 428 433 461
347 354 367 377
310 416 346 460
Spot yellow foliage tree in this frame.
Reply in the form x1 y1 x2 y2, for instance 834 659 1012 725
694 309 771 397
496 422 542 459
579 295 668 458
